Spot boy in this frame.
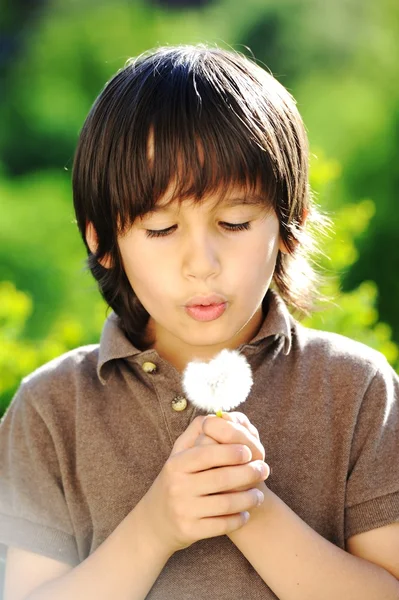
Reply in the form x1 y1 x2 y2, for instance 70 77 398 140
1 44 399 600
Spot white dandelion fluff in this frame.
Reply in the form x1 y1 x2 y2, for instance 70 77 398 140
182 349 253 416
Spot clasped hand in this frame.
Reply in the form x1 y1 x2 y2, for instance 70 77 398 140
196 411 265 459
195 412 269 492
143 412 270 555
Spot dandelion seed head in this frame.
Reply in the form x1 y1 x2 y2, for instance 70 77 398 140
182 349 253 413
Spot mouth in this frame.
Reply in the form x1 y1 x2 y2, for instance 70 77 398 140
184 293 228 322
184 299 227 322
185 293 227 307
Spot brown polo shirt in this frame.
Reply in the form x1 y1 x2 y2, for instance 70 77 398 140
1 290 399 599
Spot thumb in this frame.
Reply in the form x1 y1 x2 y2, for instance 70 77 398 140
171 415 207 455
194 432 219 447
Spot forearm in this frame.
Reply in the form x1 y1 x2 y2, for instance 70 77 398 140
26 498 173 600
228 483 399 600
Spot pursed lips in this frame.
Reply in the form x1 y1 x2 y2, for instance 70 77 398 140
185 294 227 307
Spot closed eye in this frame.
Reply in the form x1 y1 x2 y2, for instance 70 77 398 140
145 222 251 238
221 222 251 232
145 225 177 238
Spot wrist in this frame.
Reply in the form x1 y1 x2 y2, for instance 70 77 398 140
227 482 275 540
130 492 176 561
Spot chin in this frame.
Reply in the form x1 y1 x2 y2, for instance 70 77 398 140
180 328 235 348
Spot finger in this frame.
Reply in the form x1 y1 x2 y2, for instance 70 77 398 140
221 411 260 440
172 416 207 455
206 412 260 441
193 460 270 496
203 417 265 462
196 512 251 539
171 442 252 474
194 433 219 447
191 488 264 518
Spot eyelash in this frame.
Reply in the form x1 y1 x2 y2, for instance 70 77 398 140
145 222 251 238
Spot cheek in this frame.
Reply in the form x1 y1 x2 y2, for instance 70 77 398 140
259 221 281 263
121 246 174 300
235 232 279 274
264 236 281 265
118 242 147 290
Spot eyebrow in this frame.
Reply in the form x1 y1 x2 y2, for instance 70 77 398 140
149 194 266 214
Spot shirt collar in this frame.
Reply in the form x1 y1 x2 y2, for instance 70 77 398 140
241 289 293 354
97 289 293 384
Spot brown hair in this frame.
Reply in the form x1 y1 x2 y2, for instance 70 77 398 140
73 44 327 348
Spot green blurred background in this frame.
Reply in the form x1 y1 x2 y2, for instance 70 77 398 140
1 0 399 417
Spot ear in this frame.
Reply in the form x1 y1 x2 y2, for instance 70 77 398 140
85 222 113 268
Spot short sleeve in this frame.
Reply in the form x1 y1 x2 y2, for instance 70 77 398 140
0 383 79 566
345 357 399 539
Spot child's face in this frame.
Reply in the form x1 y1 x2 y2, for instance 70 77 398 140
117 187 285 367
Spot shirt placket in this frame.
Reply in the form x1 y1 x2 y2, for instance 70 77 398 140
135 353 201 445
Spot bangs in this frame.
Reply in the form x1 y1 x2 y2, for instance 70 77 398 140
134 124 275 218
75 46 299 238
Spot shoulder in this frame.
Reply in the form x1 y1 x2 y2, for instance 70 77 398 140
291 322 394 386
15 344 101 414
23 343 100 387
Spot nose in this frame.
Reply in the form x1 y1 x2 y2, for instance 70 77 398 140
182 229 221 281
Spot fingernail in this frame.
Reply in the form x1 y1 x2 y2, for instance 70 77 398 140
263 463 270 478
242 511 250 523
241 446 252 462
255 490 264 506
257 462 267 477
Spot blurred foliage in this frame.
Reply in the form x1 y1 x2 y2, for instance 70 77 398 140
1 0 399 417
0 279 106 413
0 170 102 338
305 151 398 368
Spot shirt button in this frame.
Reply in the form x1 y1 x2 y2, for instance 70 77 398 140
142 361 157 373
172 396 188 412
